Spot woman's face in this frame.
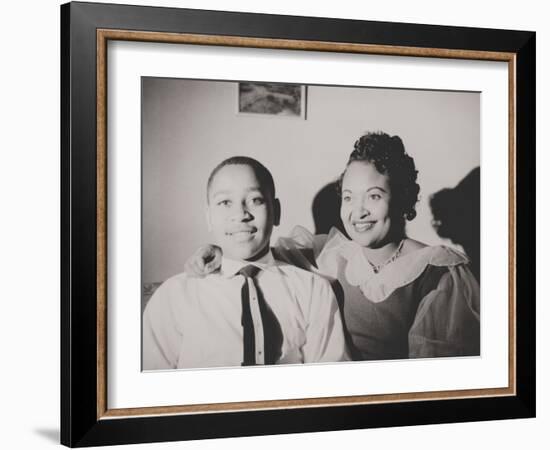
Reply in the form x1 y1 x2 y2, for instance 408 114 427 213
340 161 393 248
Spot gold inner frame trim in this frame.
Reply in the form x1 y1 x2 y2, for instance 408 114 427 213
96 28 517 420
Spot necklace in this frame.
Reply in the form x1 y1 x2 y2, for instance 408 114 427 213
366 240 404 274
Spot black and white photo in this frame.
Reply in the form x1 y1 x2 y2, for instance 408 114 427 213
141 78 481 370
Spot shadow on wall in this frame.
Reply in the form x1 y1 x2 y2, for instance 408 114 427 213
429 167 480 283
311 181 347 236
312 169 481 284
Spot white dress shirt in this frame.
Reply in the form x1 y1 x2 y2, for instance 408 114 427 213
142 250 349 370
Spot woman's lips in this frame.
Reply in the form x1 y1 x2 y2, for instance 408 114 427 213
352 221 375 232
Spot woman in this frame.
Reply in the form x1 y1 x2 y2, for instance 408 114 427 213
187 131 480 360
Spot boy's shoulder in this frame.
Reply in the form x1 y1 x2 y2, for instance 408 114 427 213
162 270 227 291
272 258 334 290
156 271 190 290
146 270 216 314
149 271 205 303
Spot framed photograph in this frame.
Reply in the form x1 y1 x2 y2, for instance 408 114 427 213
61 1 535 447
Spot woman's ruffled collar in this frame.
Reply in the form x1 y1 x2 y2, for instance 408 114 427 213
317 227 470 303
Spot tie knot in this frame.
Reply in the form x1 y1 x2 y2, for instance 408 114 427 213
238 264 261 279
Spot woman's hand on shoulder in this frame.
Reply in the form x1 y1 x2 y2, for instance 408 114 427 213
184 245 223 277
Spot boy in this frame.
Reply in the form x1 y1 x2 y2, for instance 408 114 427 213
142 156 348 369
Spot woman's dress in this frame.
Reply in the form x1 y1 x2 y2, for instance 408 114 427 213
276 226 480 360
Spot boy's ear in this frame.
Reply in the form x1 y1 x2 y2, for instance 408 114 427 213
205 205 213 232
273 198 281 227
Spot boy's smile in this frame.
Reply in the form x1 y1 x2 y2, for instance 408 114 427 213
207 164 280 261
226 225 257 240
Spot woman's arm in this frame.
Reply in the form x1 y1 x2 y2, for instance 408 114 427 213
408 264 480 358
184 226 329 276
183 245 223 277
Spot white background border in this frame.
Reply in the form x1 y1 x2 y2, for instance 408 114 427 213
2 1 546 449
108 40 509 409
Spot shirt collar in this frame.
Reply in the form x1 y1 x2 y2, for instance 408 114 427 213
220 249 280 278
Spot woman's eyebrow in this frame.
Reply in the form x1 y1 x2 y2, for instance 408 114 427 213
366 186 388 193
342 186 387 193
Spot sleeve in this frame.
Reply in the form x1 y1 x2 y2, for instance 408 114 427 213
142 280 184 370
408 264 480 358
273 226 328 272
301 275 351 363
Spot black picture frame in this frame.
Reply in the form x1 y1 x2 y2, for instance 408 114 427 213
61 1 535 447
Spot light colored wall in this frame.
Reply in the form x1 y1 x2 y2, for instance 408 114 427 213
142 78 479 283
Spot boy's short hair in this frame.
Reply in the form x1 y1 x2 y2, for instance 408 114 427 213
206 156 276 202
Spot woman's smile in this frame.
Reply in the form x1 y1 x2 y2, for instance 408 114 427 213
352 220 376 233
340 161 392 249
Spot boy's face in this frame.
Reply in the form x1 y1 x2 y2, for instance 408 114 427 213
206 164 280 261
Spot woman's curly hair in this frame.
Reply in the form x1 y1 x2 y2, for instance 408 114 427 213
339 131 420 224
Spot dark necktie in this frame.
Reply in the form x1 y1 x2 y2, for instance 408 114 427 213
238 265 283 366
